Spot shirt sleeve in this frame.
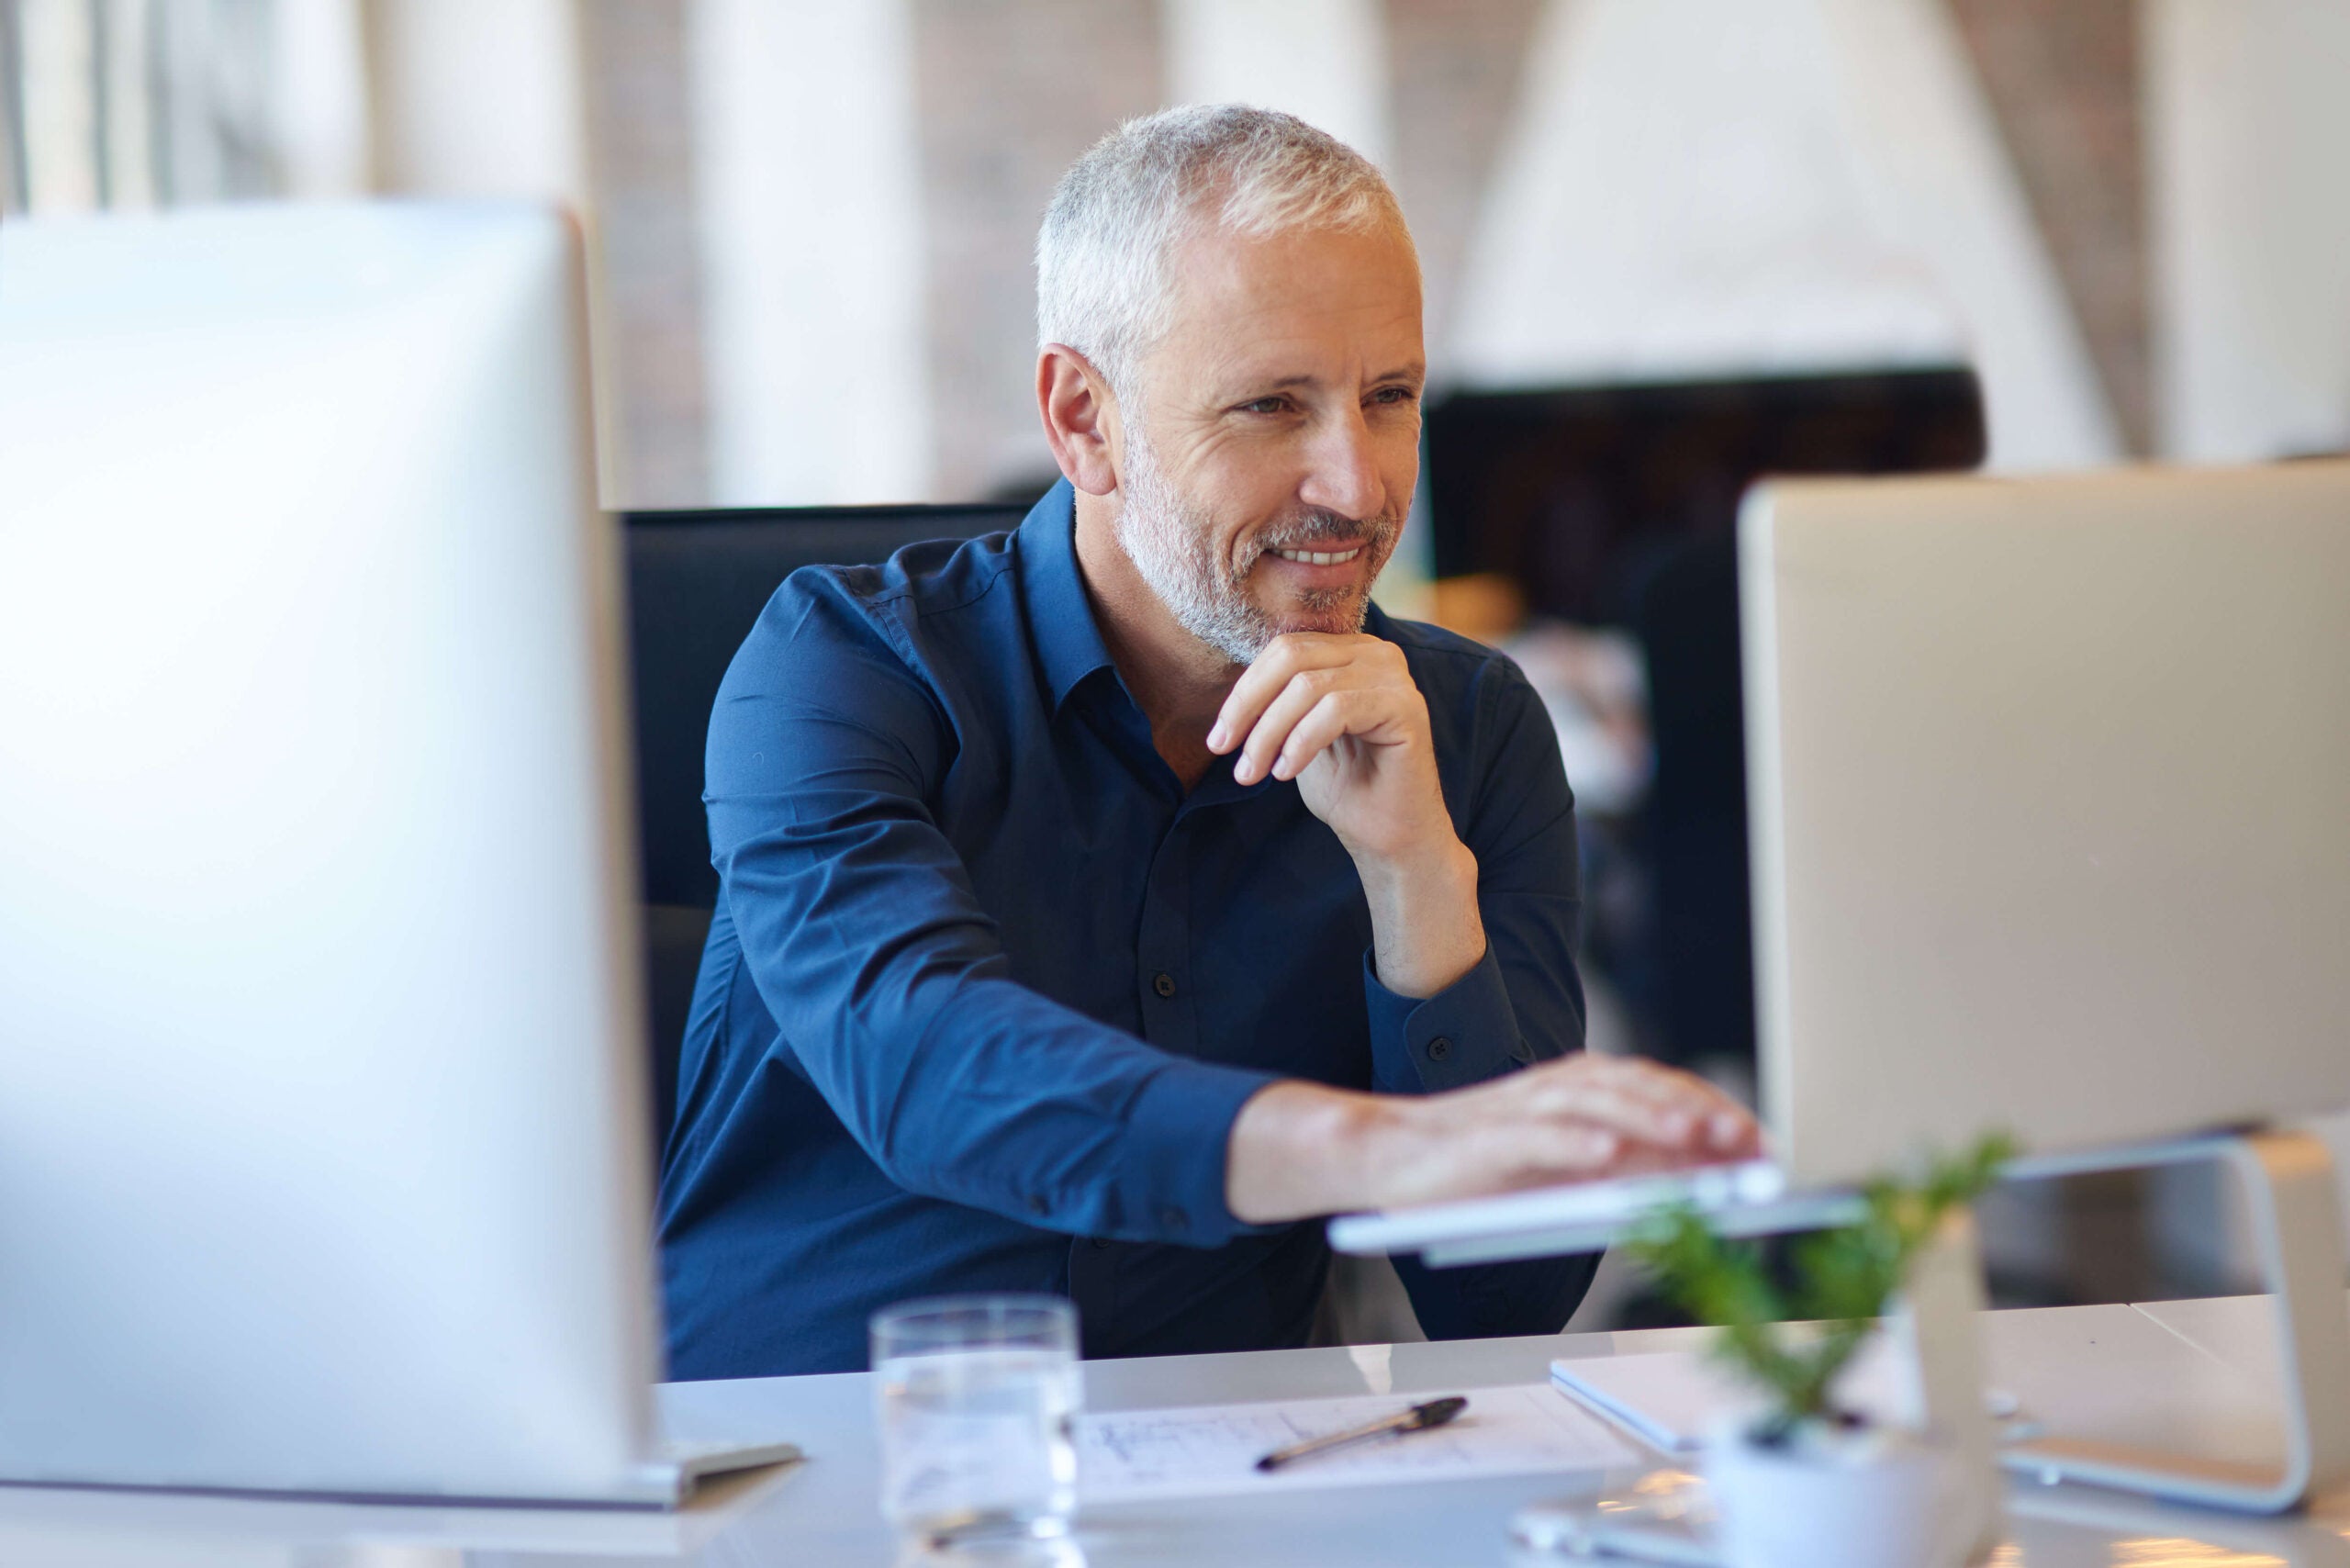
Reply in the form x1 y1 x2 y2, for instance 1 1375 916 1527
1385 651 1599 1338
1362 945 1533 1093
703 575 1278 1248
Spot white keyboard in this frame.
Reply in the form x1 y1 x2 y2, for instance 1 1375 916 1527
1326 1160 1862 1269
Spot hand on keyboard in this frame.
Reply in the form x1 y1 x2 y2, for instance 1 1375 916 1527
1366 1051 1762 1209
1228 1052 1762 1223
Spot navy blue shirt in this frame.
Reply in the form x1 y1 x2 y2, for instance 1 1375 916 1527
658 481 1597 1378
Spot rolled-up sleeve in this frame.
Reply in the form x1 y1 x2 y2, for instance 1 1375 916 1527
1387 651 1598 1338
705 577 1276 1247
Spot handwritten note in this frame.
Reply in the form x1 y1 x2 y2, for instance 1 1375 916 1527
1076 1383 1639 1504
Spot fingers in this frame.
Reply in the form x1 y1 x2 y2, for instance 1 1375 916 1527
1521 1123 1624 1179
1491 1111 1752 1192
1512 1053 1762 1167
1707 1106 1764 1159
1382 1056 1763 1209
1526 1079 1706 1149
1494 1122 1722 1190
1233 669 1350 785
1206 633 1350 756
1208 633 1404 766
1247 686 1411 785
1439 1110 1743 1203
1577 1056 1754 1148
1267 690 1373 781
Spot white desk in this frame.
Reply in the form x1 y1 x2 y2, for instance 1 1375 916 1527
2131 1290 2350 1397
6 1302 2348 1566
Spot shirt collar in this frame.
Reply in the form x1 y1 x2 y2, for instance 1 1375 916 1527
1016 477 1118 713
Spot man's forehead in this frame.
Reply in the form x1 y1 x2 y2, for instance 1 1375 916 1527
1158 221 1424 388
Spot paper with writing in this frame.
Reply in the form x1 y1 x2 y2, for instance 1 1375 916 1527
1076 1382 1639 1504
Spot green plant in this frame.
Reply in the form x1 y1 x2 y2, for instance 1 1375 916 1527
1625 1135 2013 1444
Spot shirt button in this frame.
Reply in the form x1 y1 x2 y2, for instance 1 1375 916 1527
1508 1038 1535 1064
1152 971 1177 999
1027 1195 1049 1216
1158 1205 1186 1231
1427 1036 1453 1063
1090 1237 1113 1250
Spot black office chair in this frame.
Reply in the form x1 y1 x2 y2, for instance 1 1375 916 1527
621 502 1029 1144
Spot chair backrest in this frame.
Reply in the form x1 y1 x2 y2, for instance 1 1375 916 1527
621 502 1029 1138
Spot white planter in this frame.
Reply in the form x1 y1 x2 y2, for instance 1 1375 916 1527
1704 1420 1972 1568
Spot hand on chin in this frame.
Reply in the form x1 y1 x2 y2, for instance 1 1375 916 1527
1208 629 1451 870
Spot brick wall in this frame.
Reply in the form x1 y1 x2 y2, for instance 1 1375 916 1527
579 0 711 507
912 0 1163 500
572 0 2150 502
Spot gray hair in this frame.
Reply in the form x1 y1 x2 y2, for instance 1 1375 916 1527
1035 104 1414 405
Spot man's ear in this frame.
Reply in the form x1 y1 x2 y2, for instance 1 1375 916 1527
1036 344 1122 498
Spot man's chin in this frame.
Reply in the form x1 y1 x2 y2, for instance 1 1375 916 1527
1262 590 1373 640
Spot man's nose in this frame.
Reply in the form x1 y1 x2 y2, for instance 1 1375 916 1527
1297 406 1384 525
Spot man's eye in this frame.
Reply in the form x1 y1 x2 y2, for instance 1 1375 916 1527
1240 397 1290 415
1371 386 1419 408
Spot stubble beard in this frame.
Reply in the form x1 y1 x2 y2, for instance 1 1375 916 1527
1113 424 1401 666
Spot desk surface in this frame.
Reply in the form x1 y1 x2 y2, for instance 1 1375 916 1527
6 1297 2348 1566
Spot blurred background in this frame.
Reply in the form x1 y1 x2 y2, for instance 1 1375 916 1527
6 0 2346 1331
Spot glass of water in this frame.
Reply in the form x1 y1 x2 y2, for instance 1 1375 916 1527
872 1294 1080 1543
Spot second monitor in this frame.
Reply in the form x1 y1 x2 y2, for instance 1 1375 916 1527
1741 460 2350 1186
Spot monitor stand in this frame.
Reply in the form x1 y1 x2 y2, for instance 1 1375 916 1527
1886 1207 2006 1561
1381 1128 2350 1536
1997 1129 2350 1513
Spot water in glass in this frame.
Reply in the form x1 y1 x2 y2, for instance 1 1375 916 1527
873 1297 1079 1541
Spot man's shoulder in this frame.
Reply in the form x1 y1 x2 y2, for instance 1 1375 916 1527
790 528 1022 625
751 529 1026 672
1367 607 1552 786
1369 606 1529 689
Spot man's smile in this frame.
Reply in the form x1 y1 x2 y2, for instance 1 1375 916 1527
1268 543 1365 566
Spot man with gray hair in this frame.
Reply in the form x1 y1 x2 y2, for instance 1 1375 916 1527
658 106 1755 1379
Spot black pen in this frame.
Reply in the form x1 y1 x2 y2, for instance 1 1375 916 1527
1254 1395 1470 1472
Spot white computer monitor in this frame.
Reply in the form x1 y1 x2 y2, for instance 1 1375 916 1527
0 204 750 1503
1332 458 2350 1262
1741 461 2350 1186
1331 459 2350 1518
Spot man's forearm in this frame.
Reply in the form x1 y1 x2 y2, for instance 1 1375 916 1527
1225 1080 1394 1224
1356 836 1485 999
1225 1073 1596 1225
